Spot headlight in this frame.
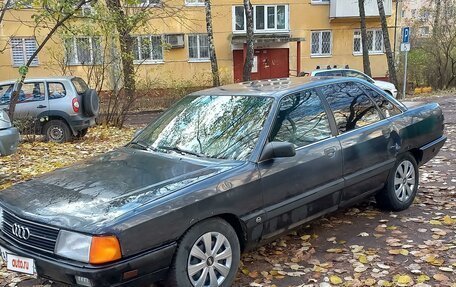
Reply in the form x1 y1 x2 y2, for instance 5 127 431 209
55 230 121 264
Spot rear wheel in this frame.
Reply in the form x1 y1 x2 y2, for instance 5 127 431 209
376 153 419 211
166 218 240 287
43 120 71 143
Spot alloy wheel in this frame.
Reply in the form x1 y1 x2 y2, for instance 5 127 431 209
394 160 416 202
187 232 233 287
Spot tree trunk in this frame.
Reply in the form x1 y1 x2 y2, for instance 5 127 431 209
433 0 441 38
0 0 12 26
204 0 220 87
243 0 254 81
377 0 400 97
8 0 89 120
358 0 372 77
106 0 136 128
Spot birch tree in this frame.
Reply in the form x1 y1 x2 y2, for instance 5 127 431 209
377 0 400 97
204 0 220 87
358 0 372 77
243 0 254 81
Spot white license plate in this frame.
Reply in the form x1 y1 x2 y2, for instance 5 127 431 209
0 245 35 275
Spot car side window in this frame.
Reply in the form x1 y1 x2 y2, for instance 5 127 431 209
48 82 66 100
0 84 13 105
321 82 382 134
270 89 332 148
18 83 45 103
358 84 402 118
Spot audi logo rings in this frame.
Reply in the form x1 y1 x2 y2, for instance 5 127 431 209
12 223 31 240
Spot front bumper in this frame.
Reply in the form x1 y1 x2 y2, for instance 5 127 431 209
0 237 176 287
0 127 19 156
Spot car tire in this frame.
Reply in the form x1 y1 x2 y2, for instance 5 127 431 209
43 120 72 143
376 153 419 211
75 128 88 139
83 89 100 117
166 218 241 287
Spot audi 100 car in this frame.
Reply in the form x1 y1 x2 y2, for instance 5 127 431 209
0 78 445 287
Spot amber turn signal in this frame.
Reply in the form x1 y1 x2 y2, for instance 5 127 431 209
89 236 122 264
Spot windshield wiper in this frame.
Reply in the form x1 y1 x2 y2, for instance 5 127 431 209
158 146 205 158
129 140 154 151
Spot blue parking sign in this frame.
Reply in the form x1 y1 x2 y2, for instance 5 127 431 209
402 27 410 43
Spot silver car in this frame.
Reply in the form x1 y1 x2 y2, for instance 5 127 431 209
0 109 19 156
0 77 99 143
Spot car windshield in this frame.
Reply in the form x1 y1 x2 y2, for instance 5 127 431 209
133 95 274 161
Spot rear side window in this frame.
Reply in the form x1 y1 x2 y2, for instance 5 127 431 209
0 84 13 105
321 82 382 134
270 89 332 147
48 82 66 100
345 70 372 83
71 77 89 94
359 84 402 118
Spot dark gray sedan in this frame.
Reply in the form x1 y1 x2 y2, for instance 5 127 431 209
0 78 446 287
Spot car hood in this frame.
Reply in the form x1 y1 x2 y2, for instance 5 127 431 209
0 148 241 232
374 80 396 90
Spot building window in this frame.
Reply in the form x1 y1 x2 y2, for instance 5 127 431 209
6 0 33 8
65 37 102 65
10 37 38 67
353 29 384 54
311 31 332 56
233 5 289 33
418 26 430 37
133 35 164 63
185 0 204 6
311 0 330 4
188 34 209 61
138 0 161 6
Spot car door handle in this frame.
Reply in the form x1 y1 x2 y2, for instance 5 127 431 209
324 147 337 158
37 105 47 109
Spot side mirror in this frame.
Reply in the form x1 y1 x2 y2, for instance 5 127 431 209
260 141 296 162
133 128 143 138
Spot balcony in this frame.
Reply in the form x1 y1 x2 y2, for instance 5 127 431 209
330 0 392 19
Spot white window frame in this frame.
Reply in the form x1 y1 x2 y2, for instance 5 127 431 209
311 0 330 5
232 5 289 34
310 30 332 57
188 34 210 62
65 36 101 66
353 29 384 55
185 0 204 7
135 0 161 7
132 35 164 64
10 37 39 67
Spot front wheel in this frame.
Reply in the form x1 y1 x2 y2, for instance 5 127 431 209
376 153 419 211
166 218 241 287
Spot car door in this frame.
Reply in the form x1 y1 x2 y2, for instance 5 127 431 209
319 81 394 207
14 82 48 119
258 88 343 239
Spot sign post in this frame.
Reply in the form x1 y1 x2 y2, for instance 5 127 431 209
401 27 410 98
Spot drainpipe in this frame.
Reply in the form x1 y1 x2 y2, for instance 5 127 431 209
297 41 301 76
393 0 400 62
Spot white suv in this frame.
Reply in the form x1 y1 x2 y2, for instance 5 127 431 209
310 69 398 98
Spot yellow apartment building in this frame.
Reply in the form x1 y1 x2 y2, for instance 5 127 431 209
0 0 399 88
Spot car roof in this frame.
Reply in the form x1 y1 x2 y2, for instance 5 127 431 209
0 76 76 86
191 77 355 98
312 68 364 74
